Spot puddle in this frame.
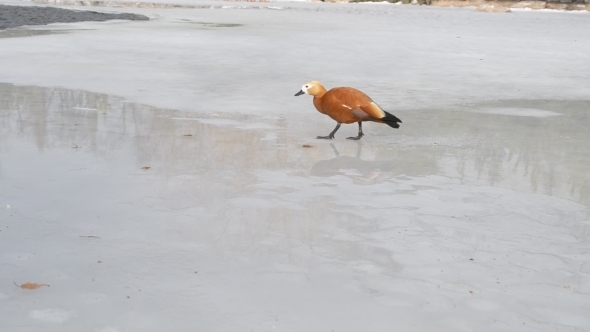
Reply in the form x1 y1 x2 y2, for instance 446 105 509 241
1 82 589 206
169 20 244 28
473 107 563 117
202 23 242 28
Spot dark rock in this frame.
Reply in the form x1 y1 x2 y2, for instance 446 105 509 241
0 4 148 30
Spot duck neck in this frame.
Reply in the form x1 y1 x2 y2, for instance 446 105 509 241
314 86 327 99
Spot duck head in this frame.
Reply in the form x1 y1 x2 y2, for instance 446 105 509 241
294 81 326 97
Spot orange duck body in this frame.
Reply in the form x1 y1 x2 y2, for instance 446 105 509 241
295 81 402 140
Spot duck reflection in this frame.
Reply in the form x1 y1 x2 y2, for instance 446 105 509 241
310 143 396 182
309 140 446 184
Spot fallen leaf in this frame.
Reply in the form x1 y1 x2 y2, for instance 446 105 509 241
16 282 50 290
469 258 474 261
141 166 151 170
469 290 474 294
302 144 313 148
183 134 193 137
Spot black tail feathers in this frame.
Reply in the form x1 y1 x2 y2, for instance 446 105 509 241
381 111 402 129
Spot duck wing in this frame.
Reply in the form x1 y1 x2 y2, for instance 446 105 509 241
325 87 386 121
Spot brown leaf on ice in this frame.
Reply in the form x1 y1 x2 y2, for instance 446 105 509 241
302 144 313 148
183 134 193 137
15 282 50 290
141 166 151 170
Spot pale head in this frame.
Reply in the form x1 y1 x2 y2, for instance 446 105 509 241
294 80 325 97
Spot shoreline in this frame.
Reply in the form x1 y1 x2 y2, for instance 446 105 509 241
9 0 589 12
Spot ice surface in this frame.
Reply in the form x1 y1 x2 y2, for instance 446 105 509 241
472 107 563 117
1 2 590 332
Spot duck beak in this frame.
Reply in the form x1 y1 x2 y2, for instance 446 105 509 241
294 90 304 96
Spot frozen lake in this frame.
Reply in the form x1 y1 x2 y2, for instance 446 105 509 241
1 2 589 331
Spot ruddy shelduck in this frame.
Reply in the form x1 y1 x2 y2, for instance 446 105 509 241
295 81 402 140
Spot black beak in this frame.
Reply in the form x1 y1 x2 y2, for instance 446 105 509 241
294 90 304 96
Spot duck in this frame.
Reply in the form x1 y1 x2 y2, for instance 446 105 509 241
294 80 402 140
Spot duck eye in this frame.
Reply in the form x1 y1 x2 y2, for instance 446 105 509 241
305 85 309 88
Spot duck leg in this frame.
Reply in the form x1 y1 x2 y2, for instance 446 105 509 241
317 123 341 139
346 122 364 140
